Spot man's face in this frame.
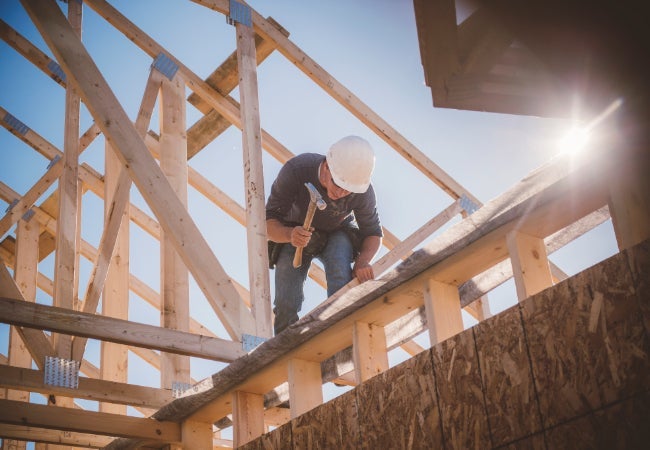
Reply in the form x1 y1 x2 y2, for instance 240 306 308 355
321 161 351 200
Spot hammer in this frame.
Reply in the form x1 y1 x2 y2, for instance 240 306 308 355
293 182 327 268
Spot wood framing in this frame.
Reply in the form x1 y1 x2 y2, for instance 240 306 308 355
1 0 646 448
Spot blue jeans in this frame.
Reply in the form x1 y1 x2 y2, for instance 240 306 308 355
273 230 354 335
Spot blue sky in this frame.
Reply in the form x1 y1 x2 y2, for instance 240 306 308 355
0 0 618 424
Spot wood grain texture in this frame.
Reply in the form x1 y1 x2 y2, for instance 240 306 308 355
431 328 490 450
292 390 358 450
474 305 541 447
356 349 442 450
521 249 650 428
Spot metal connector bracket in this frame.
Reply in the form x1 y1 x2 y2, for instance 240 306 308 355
47 60 67 83
242 333 267 352
460 194 479 215
227 0 252 27
44 356 80 389
3 112 29 135
151 53 179 81
47 154 62 170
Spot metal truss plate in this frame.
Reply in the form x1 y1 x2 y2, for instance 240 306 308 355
460 194 479 215
3 112 29 135
47 60 67 83
242 333 267 352
227 0 252 27
151 52 179 80
44 356 80 389
172 381 193 398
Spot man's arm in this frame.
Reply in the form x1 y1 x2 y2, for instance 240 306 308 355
267 218 312 248
353 235 382 282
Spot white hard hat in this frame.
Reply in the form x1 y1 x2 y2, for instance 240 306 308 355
326 135 375 193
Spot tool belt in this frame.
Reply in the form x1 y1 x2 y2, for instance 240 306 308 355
268 226 362 269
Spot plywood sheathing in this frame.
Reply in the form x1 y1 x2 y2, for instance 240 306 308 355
522 252 650 428
474 302 542 446
431 326 490 448
292 392 359 450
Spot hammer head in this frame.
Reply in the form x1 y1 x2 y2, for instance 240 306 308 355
304 182 326 210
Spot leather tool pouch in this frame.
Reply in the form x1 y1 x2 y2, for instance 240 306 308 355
268 241 284 269
303 229 329 256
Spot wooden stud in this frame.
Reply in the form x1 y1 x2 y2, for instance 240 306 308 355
608 158 650 251
5 218 38 450
53 0 83 360
352 321 389 383
180 419 213 450
159 71 191 389
423 278 464 345
232 390 264 447
287 358 323 419
506 230 554 301
236 19 272 339
96 143 130 416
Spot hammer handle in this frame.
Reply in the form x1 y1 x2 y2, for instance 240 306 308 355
293 202 317 268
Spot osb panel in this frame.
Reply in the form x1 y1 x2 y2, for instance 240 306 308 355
500 433 546 450
521 250 650 428
292 390 358 450
474 305 541 447
259 422 292 450
625 238 650 336
544 390 650 450
356 349 442 450
237 436 260 450
431 328 490 449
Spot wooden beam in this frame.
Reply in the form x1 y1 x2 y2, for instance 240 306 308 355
287 358 323 419
0 424 112 449
0 296 246 362
423 278 464 345
372 200 462 275
236 20 272 338
20 0 254 340
159 71 191 389
506 230 554 301
0 365 173 409
0 156 63 240
352 321 389 383
0 398 181 442
232 391 264 447
52 0 83 361
6 218 39 405
180 420 213 450
0 19 67 87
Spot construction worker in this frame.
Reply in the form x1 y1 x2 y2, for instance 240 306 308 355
266 135 383 335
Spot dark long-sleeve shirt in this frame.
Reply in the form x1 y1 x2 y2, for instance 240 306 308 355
266 153 383 240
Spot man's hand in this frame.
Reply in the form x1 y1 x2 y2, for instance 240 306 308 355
291 226 312 248
353 260 375 283
352 235 381 283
